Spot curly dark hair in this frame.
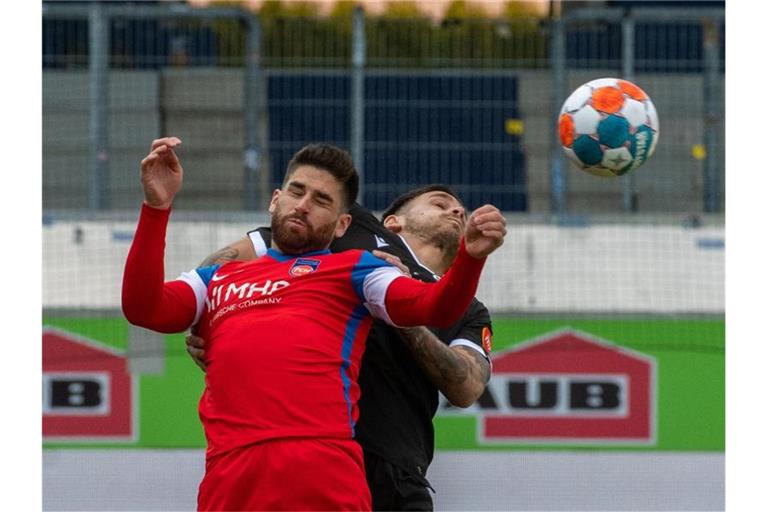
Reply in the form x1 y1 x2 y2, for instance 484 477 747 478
284 143 359 208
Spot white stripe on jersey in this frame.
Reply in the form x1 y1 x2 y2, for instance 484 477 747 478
362 266 405 327
449 338 491 365
177 270 209 326
249 231 269 257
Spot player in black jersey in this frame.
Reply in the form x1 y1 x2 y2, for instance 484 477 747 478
187 185 493 511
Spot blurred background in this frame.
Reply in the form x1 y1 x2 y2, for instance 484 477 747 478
42 0 724 510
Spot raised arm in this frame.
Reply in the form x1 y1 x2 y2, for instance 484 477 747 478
121 137 198 333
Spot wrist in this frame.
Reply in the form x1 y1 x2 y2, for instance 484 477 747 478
459 237 485 261
140 202 172 220
143 199 172 211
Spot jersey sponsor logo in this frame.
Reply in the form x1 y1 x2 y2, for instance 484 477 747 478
289 258 321 277
439 329 657 446
482 327 493 353
207 279 290 312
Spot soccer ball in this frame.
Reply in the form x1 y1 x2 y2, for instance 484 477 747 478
558 78 659 177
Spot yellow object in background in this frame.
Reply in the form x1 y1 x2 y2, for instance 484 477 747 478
692 144 707 160
505 118 524 135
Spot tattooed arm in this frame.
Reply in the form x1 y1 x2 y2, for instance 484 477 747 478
397 326 490 408
186 235 260 368
198 236 257 266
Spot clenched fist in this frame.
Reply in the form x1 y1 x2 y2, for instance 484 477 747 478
463 204 506 259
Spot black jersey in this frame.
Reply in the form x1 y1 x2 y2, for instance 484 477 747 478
247 203 492 480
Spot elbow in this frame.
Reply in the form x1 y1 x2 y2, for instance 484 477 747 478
445 383 486 409
121 292 152 330
122 302 145 328
447 395 476 409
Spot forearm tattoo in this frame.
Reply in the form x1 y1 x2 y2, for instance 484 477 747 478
199 246 241 267
398 327 489 389
455 345 492 385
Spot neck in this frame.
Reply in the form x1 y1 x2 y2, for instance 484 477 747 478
399 231 455 276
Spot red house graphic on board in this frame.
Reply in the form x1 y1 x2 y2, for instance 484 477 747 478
442 329 656 445
43 327 137 442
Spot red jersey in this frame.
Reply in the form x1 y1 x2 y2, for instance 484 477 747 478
121 204 486 509
179 248 401 457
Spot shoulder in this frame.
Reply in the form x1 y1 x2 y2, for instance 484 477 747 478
465 298 491 323
331 204 404 254
247 227 271 257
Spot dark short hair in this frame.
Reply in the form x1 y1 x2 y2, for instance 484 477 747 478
284 143 359 209
381 184 463 221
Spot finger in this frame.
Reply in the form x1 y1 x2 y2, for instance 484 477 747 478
480 229 506 239
474 221 506 233
140 153 157 167
471 204 498 217
186 347 207 370
472 212 506 225
372 250 410 275
151 137 182 151
186 335 204 349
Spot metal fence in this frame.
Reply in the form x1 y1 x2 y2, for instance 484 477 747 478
42 2 724 214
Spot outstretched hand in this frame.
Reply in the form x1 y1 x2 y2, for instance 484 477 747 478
141 137 183 209
463 204 506 259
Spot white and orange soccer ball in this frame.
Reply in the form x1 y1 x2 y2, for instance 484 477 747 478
558 78 659 177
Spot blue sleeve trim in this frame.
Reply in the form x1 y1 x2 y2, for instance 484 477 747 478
339 304 369 436
195 264 221 287
350 251 392 301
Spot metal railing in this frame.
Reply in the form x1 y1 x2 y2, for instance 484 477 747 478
42 2 724 214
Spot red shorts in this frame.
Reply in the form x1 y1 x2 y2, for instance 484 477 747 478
197 437 371 511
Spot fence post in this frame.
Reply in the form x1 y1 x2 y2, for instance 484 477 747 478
243 12 271 210
550 16 567 215
351 5 366 205
88 2 110 210
621 11 638 212
702 18 721 213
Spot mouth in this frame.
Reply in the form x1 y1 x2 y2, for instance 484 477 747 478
447 218 464 230
287 217 309 229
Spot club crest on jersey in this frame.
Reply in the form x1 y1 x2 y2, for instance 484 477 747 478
289 258 321 277
482 327 493 353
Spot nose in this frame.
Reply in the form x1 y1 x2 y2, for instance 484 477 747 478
294 196 311 214
452 205 466 221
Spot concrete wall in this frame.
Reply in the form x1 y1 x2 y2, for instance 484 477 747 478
42 69 724 213
42 449 724 511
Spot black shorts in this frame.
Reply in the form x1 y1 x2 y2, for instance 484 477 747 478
364 450 434 511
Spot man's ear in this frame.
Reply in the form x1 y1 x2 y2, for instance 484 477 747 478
268 189 281 214
334 213 352 239
382 214 403 234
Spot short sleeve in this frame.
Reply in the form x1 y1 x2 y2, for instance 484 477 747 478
446 300 493 364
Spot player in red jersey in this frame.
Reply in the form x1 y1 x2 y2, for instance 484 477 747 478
122 137 506 511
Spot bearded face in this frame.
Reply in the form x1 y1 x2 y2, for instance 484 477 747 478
402 210 462 261
271 205 340 255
